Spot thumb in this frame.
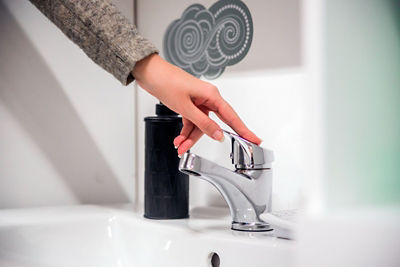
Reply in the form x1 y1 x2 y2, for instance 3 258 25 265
182 103 224 142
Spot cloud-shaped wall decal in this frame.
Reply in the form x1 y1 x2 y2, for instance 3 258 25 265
163 0 253 80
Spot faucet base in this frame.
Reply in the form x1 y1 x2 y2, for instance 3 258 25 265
231 221 273 232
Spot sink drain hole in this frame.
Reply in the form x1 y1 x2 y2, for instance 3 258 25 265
208 252 220 267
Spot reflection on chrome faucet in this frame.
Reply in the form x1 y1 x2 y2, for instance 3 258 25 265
179 130 274 232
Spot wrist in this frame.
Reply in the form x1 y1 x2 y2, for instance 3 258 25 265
132 53 159 84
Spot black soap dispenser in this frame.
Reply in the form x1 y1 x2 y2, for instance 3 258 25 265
144 102 189 219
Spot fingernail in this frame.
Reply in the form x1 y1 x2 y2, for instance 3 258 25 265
174 145 178 149
178 154 182 158
212 130 224 142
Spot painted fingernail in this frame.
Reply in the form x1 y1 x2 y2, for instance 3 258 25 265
212 130 224 142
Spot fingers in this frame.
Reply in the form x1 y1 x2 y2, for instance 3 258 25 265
181 102 224 142
173 118 194 148
177 127 203 156
173 135 186 148
214 97 262 145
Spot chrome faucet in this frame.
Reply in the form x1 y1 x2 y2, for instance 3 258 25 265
179 130 274 232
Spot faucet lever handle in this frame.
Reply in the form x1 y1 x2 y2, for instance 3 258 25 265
222 130 273 169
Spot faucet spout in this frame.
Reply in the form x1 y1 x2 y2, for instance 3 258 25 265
179 152 273 232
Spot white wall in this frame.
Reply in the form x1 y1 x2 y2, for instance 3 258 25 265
136 0 324 211
0 0 137 208
0 0 329 212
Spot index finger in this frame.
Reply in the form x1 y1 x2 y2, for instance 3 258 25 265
214 97 261 145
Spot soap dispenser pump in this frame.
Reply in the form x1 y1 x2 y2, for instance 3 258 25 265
143 102 189 219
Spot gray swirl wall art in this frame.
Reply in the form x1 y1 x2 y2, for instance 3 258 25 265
163 0 253 79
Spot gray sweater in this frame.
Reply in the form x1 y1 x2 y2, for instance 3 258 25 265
29 0 158 85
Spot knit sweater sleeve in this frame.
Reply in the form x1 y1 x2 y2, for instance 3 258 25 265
29 0 158 85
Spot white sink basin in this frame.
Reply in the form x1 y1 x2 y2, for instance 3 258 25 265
0 205 294 267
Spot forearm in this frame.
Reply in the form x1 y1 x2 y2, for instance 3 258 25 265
29 0 158 85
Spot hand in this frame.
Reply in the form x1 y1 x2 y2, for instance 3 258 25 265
133 54 261 156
